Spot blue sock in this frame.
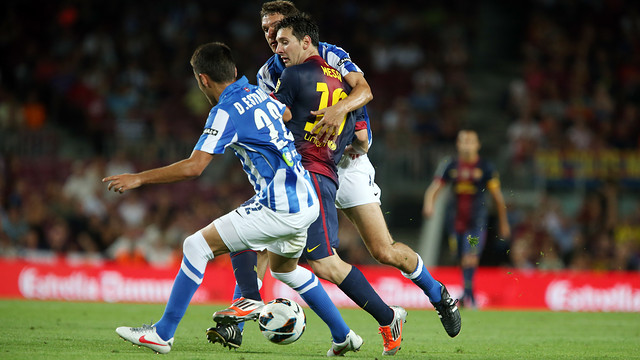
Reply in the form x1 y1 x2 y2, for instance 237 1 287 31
338 266 394 326
463 267 475 302
232 278 263 332
272 267 350 343
155 232 213 341
402 253 442 303
155 268 200 340
230 250 262 301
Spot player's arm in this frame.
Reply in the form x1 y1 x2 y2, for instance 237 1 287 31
282 107 292 122
343 128 369 159
487 178 511 239
422 178 445 218
310 71 373 142
103 150 214 193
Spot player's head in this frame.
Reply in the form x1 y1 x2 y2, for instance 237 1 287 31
275 15 319 67
190 42 237 104
260 1 300 53
456 129 481 159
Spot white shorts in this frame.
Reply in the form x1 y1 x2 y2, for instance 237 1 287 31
214 199 319 258
335 154 382 209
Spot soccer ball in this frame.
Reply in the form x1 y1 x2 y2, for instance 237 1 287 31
258 298 306 345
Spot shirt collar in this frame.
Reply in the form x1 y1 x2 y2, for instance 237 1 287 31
219 76 249 103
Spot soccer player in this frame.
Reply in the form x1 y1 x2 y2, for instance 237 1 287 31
211 15 408 356
423 129 511 308
208 0 461 351
106 42 363 355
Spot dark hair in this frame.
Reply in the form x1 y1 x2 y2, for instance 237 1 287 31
190 42 236 83
275 14 319 47
260 1 299 18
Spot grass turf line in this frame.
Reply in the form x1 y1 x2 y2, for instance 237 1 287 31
0 300 639 359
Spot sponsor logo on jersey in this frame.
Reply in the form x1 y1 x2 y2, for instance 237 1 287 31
204 128 219 136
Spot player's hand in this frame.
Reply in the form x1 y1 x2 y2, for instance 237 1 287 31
102 174 141 194
343 144 363 160
310 106 342 143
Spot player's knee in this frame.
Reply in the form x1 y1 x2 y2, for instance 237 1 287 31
367 241 396 265
182 232 202 254
308 261 332 281
309 257 350 284
373 249 395 266
269 268 286 283
462 255 479 268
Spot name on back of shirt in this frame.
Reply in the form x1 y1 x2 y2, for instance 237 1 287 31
321 66 341 81
233 88 269 115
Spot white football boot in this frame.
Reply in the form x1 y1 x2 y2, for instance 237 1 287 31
115 323 173 354
327 329 363 356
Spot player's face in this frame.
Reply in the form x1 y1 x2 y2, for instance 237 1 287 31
262 13 285 53
457 131 480 157
275 28 305 67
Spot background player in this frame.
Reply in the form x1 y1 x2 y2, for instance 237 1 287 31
106 42 362 355
210 0 461 348
423 129 511 308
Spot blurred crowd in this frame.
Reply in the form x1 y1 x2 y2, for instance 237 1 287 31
501 0 640 271
504 0 640 166
0 0 639 271
0 0 471 266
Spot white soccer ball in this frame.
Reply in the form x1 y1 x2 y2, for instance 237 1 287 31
258 298 306 345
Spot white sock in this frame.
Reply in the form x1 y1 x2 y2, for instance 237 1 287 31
401 253 424 280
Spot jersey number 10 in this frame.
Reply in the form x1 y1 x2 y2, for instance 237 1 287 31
303 82 348 136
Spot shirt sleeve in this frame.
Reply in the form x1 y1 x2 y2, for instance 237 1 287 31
484 161 501 189
435 158 454 182
353 107 367 130
193 107 238 154
257 63 274 92
320 42 363 77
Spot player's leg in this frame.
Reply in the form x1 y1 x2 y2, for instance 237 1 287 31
268 251 362 355
336 156 441 299
207 199 320 350
307 172 405 355
337 155 459 338
209 251 268 345
230 250 262 301
260 203 361 356
116 221 228 353
342 202 443 302
208 250 268 348
459 229 486 309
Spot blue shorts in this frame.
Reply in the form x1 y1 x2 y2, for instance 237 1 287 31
303 173 339 261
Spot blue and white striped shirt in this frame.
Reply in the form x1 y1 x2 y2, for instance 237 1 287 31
194 76 317 213
257 42 372 146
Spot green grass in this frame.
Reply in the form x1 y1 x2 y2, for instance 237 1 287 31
0 300 639 359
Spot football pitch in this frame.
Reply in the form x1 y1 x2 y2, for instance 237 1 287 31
0 300 638 359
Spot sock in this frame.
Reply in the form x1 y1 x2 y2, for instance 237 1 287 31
402 253 442 303
271 266 349 343
338 266 394 326
230 250 262 301
235 278 262 332
155 232 213 340
463 267 475 303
